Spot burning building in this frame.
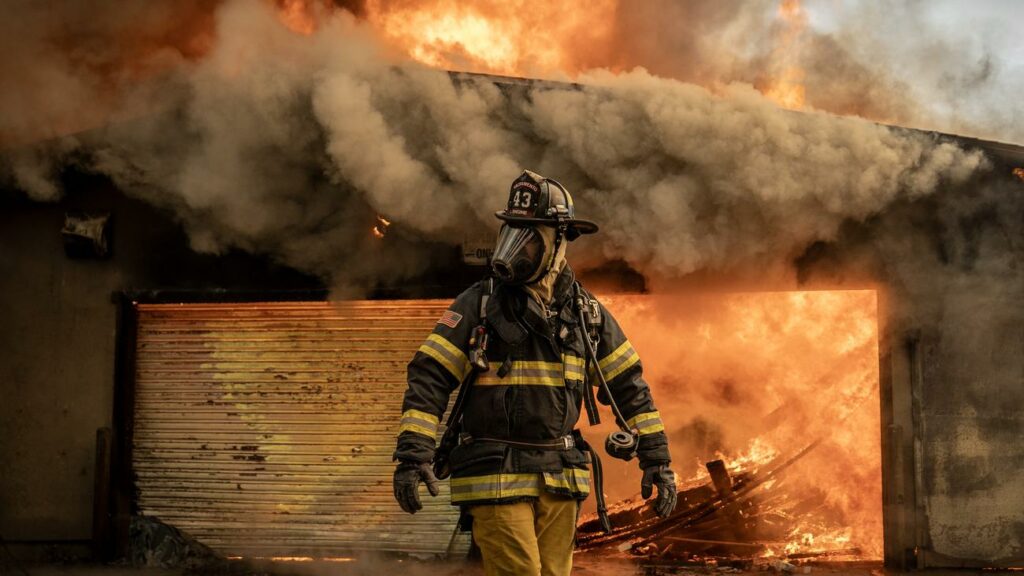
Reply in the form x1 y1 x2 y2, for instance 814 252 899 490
1 0 1022 572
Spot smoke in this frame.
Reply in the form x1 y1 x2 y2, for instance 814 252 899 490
0 0 990 295
815 0 1023 145
0 0 216 150
525 72 985 285
359 0 1022 145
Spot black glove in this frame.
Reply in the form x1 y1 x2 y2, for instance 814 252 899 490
393 461 440 514
641 465 677 518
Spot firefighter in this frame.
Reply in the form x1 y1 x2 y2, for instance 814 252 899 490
393 170 677 576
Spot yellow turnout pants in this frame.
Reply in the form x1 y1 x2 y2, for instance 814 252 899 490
470 491 579 576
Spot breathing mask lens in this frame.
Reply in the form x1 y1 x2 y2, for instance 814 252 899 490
491 224 548 284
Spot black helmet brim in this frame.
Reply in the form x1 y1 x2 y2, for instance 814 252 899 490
494 211 599 240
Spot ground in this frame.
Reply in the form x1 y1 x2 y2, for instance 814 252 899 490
11 556 1020 576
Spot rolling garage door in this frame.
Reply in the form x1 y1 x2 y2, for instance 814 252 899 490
132 300 468 558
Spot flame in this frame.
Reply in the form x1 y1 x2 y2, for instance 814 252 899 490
594 289 882 559
361 0 616 77
356 0 810 109
372 214 391 239
1014 168 1024 182
763 71 806 111
275 0 321 35
229 556 355 563
761 0 808 110
264 0 818 115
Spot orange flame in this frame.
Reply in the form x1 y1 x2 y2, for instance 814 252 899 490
229 556 355 563
361 0 616 77
274 0 323 35
593 289 882 559
761 0 808 110
267 0 817 112
372 214 391 239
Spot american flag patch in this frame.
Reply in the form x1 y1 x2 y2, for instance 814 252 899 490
437 310 463 329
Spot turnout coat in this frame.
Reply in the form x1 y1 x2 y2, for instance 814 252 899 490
394 267 671 506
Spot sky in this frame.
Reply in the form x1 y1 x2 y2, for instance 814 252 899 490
804 0 1022 143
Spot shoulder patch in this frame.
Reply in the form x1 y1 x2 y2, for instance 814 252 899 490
437 310 463 328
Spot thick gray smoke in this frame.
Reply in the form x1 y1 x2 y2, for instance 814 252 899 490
574 0 1022 145
0 0 989 294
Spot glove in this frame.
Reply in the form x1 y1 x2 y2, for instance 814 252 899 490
393 461 440 514
641 465 677 518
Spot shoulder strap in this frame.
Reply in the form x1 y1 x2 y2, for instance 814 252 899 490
480 277 492 321
442 277 493 428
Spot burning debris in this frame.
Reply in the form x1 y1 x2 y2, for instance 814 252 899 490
581 291 884 564
372 214 391 238
576 439 863 566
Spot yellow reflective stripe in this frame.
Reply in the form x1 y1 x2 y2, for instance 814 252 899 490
542 468 591 494
402 409 439 425
562 354 585 381
450 473 538 487
510 360 563 371
627 411 660 426
450 473 543 502
598 340 640 381
636 421 665 434
418 333 470 381
453 486 541 502
598 341 633 371
605 351 639 380
475 360 565 387
397 423 437 437
627 411 665 435
477 375 564 386
397 409 440 438
562 355 585 368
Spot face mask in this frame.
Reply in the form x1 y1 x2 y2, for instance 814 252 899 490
491 224 554 285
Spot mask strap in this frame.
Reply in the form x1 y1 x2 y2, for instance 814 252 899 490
544 220 569 274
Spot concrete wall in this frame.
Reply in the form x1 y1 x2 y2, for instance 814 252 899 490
0 172 321 545
802 143 1024 567
919 292 1024 565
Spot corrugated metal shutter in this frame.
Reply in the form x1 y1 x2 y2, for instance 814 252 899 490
132 300 469 558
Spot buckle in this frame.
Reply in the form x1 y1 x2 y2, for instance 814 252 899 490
561 435 574 450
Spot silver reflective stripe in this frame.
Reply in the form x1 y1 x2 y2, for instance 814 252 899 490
627 411 665 435
477 360 565 387
418 333 470 381
563 354 585 381
398 409 440 438
542 469 591 495
598 341 640 380
449 473 543 501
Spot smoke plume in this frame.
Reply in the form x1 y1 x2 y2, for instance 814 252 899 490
0 0 989 294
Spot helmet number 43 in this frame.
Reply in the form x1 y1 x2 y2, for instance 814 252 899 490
512 190 532 208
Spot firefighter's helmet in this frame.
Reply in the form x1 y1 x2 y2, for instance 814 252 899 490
494 170 598 241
